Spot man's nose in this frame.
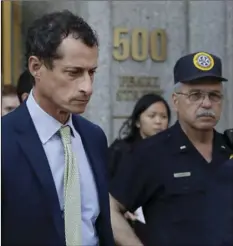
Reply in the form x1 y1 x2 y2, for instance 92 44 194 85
80 73 93 96
201 95 212 108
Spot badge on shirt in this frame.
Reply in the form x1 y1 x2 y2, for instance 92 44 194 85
230 154 233 159
173 172 191 178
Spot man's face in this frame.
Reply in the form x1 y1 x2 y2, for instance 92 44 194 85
32 36 98 114
172 80 223 130
2 95 20 116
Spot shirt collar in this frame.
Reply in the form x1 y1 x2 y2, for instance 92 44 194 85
171 121 232 155
65 115 75 137
170 121 192 154
26 90 74 144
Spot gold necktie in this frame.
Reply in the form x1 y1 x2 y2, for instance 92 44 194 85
60 126 82 246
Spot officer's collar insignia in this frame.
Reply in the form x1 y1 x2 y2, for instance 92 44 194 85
179 145 188 153
230 154 233 159
174 172 191 178
180 145 186 150
193 52 214 71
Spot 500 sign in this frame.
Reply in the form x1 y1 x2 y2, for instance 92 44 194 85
113 28 167 62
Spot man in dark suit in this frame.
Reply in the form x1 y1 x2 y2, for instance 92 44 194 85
2 10 114 246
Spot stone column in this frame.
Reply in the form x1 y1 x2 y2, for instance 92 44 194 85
225 0 233 129
84 1 113 142
188 0 232 131
110 1 187 140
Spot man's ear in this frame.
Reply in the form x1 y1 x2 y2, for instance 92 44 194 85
21 93 29 102
28 56 43 80
172 92 179 113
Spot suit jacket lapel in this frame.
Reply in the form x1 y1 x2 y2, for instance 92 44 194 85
14 103 65 243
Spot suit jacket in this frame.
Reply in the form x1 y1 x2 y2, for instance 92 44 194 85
2 102 114 246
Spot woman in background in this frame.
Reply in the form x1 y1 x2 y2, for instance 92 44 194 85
108 93 171 240
109 94 171 242
108 93 171 179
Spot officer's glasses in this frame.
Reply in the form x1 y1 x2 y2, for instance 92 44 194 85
175 91 223 103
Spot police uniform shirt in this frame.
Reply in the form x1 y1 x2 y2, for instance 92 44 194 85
110 122 233 246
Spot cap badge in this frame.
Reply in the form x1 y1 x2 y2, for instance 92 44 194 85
193 52 214 71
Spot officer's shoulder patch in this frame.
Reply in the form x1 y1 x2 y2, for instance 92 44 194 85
193 52 214 71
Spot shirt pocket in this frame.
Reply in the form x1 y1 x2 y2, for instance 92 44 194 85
165 177 206 223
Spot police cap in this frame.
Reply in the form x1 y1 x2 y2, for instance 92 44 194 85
174 51 228 84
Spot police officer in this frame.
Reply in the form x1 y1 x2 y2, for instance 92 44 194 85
109 51 233 246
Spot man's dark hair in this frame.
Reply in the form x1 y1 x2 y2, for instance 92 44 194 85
25 10 98 69
2 84 17 97
16 70 34 103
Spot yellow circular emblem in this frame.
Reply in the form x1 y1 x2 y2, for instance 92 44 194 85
193 52 214 71
230 154 233 159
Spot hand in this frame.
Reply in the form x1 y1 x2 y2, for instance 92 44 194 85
124 211 138 221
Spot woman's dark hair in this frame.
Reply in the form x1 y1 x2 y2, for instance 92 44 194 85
16 70 34 102
118 93 171 142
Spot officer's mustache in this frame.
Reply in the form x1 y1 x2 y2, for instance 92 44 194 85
196 109 216 118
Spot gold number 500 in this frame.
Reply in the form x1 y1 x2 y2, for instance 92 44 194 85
113 28 167 62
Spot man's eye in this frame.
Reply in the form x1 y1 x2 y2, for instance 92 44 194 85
209 93 222 102
89 70 96 76
67 70 83 76
189 92 202 101
68 71 77 76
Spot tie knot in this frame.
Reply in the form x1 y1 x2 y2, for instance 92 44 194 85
60 126 71 145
